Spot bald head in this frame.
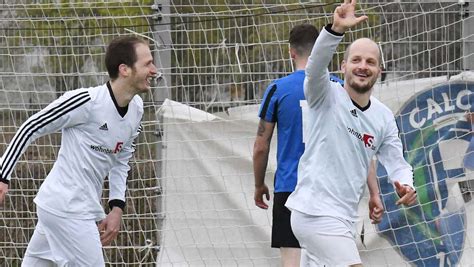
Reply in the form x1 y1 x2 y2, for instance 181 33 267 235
344 38 381 65
341 38 381 95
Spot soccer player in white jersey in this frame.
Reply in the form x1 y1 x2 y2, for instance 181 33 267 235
285 0 417 266
0 36 157 266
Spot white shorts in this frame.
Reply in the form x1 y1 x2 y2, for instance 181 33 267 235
290 210 361 266
22 207 104 267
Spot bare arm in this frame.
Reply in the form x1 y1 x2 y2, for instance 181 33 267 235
367 160 379 196
253 119 275 209
367 160 383 224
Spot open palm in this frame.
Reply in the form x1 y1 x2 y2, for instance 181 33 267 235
332 0 368 33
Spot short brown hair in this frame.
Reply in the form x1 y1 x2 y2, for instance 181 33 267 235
289 24 319 57
105 36 149 79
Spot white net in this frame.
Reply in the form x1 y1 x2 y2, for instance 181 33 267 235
0 0 473 266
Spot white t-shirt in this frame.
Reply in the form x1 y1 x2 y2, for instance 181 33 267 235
1 83 143 220
285 26 413 222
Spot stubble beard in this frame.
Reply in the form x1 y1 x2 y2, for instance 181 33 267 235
348 76 377 94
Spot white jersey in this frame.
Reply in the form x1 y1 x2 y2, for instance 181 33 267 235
0 83 143 221
285 26 413 221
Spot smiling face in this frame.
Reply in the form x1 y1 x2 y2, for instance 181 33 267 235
129 43 158 94
342 38 381 94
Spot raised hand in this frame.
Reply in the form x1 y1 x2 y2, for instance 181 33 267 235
394 181 417 206
332 0 368 34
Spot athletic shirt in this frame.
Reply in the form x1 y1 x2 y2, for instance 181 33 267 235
259 70 343 193
0 83 143 221
285 26 414 221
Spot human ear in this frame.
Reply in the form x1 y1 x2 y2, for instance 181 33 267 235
118 63 131 77
289 47 297 60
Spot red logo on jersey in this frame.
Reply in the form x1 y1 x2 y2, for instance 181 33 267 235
90 142 124 154
362 134 374 148
114 142 124 153
347 127 376 150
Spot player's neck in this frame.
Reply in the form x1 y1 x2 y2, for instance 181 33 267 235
293 58 308 71
346 86 372 108
109 79 135 107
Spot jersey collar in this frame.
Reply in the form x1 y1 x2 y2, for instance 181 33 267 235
107 81 129 118
351 98 371 111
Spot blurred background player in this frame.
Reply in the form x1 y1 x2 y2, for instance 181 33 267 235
0 36 157 266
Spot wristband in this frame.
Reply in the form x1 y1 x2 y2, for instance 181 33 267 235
326 24 344 36
108 199 125 211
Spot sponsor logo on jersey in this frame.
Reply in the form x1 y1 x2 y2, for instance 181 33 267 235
114 142 124 153
347 127 376 150
99 123 108 131
376 81 473 266
90 141 124 154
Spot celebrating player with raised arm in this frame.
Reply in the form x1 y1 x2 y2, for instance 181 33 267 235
285 0 417 266
0 36 157 266
253 24 346 267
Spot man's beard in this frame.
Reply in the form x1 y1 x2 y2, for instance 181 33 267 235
347 75 377 94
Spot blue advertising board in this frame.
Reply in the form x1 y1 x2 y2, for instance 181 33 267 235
377 81 473 266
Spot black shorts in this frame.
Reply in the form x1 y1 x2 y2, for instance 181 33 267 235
271 192 300 248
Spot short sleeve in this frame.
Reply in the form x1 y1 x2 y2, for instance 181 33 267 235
258 83 278 122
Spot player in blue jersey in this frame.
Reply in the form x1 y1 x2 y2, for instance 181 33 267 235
285 1 417 266
253 23 349 267
0 36 157 266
